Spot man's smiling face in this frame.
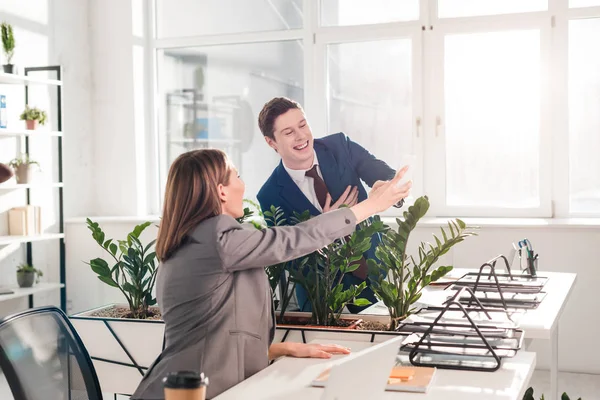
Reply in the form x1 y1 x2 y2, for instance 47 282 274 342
265 108 314 170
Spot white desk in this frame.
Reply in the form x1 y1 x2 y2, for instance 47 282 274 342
215 340 537 400
359 269 577 400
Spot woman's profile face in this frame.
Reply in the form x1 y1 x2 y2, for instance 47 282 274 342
220 167 246 219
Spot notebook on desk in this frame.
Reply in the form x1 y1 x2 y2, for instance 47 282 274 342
313 364 436 393
310 336 435 398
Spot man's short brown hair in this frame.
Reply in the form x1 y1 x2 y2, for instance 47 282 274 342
258 97 303 140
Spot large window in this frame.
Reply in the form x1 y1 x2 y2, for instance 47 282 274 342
568 18 600 213
150 0 600 217
443 30 541 209
156 40 303 201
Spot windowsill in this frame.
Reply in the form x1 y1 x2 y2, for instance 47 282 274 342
66 215 161 224
384 217 600 229
66 215 600 229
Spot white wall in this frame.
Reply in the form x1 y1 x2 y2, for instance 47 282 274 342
65 217 600 375
0 0 93 315
89 0 149 217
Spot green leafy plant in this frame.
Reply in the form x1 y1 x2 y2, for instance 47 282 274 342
20 106 47 125
86 219 158 319
262 205 297 317
522 387 581 400
8 154 39 169
1 22 15 64
289 211 387 326
367 195 477 330
236 198 266 230
16 263 43 283
236 201 296 318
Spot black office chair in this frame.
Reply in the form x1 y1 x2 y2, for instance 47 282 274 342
0 306 103 400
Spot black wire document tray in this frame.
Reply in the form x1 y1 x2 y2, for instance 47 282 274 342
453 272 548 294
398 287 524 372
454 290 547 310
405 306 522 329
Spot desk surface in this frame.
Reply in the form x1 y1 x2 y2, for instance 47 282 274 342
359 269 576 340
215 340 537 400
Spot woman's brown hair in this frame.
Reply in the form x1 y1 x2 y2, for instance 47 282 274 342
156 149 231 261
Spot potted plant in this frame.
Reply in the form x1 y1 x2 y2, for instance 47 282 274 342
16 263 43 288
522 387 581 400
20 106 47 130
69 219 163 395
1 22 15 74
8 154 39 184
367 196 477 330
282 211 385 326
268 196 476 344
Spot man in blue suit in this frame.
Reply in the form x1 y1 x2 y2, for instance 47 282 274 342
257 97 409 313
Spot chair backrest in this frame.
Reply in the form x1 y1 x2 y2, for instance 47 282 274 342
0 306 103 400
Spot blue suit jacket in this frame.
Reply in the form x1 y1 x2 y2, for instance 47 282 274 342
257 132 396 263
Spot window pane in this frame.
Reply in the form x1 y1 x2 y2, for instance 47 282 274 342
569 19 600 213
570 0 600 7
320 0 419 26
444 30 541 207
156 0 302 38
438 0 547 18
327 39 413 186
157 41 304 201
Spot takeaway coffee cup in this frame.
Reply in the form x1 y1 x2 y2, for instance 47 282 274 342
163 371 209 400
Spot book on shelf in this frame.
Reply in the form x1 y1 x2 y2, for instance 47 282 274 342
0 94 6 129
8 205 42 235
312 365 436 393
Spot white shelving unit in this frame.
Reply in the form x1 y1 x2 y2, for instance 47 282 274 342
0 283 65 303
0 129 62 137
0 72 62 86
0 183 64 190
0 66 66 310
0 234 65 246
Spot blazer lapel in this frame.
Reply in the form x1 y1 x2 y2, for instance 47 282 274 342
315 142 345 202
275 162 321 216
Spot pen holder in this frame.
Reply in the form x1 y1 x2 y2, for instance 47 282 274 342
526 255 538 277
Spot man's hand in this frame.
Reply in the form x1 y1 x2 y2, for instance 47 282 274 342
323 185 359 212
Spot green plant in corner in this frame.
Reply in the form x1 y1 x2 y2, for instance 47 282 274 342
367 195 477 331
20 105 48 125
522 387 581 400
1 22 15 65
16 263 43 283
86 219 158 319
289 211 387 326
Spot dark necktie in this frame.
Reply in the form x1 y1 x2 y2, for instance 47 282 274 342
305 165 369 280
305 165 328 209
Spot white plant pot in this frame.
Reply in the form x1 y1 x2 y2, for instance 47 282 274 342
274 311 402 344
70 304 165 396
70 306 400 395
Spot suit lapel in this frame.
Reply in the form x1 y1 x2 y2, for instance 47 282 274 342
315 141 345 202
275 162 321 216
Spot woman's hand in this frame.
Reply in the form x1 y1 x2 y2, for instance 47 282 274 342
350 167 412 222
269 342 351 360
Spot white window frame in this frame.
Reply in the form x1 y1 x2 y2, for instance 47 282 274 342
144 0 600 218
560 3 600 217
425 12 554 217
314 22 425 206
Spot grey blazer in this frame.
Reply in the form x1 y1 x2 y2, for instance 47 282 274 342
131 208 357 399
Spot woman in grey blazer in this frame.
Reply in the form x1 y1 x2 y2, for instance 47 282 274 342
132 149 411 399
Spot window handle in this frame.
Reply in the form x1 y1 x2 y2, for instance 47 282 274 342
415 117 421 137
435 116 443 137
